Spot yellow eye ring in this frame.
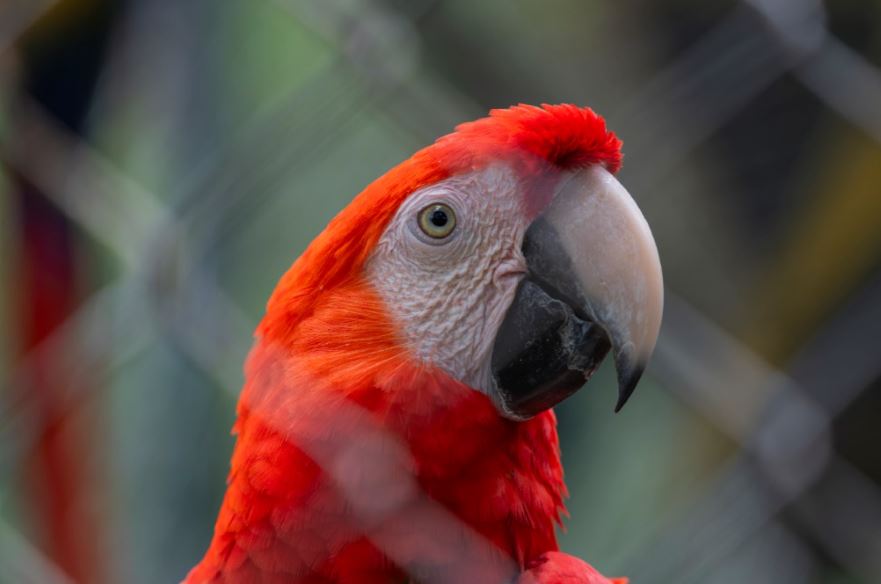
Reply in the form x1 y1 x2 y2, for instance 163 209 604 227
418 203 457 239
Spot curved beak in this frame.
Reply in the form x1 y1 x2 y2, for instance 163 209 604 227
491 166 663 419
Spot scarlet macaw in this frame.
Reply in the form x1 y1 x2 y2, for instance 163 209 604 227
185 104 663 584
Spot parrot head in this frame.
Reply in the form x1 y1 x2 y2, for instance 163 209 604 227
259 103 663 421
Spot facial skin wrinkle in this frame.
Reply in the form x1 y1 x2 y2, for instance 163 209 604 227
368 165 529 395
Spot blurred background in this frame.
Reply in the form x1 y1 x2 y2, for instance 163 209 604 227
1 0 880 582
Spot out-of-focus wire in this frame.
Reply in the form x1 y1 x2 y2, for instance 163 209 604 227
0 0 60 54
0 515 76 584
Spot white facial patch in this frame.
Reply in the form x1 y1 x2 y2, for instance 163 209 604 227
367 165 530 394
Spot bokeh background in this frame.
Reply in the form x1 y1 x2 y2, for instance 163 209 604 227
1 0 880 583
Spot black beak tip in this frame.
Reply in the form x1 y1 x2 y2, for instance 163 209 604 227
613 358 645 413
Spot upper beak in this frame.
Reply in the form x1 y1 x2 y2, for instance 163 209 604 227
490 165 663 419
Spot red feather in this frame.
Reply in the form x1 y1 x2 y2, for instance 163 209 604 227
186 105 623 583
519 552 628 584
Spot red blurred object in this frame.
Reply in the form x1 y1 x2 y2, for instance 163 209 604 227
15 182 104 584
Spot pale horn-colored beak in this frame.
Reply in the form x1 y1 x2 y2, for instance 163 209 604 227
491 165 663 418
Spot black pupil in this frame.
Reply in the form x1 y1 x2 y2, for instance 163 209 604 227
429 208 448 227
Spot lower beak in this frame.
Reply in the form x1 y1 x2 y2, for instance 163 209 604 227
490 166 663 419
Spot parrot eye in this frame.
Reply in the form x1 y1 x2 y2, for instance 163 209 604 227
418 203 457 239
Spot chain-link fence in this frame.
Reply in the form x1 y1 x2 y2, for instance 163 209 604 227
1 0 880 582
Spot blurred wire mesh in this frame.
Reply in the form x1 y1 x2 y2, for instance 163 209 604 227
1 0 880 582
